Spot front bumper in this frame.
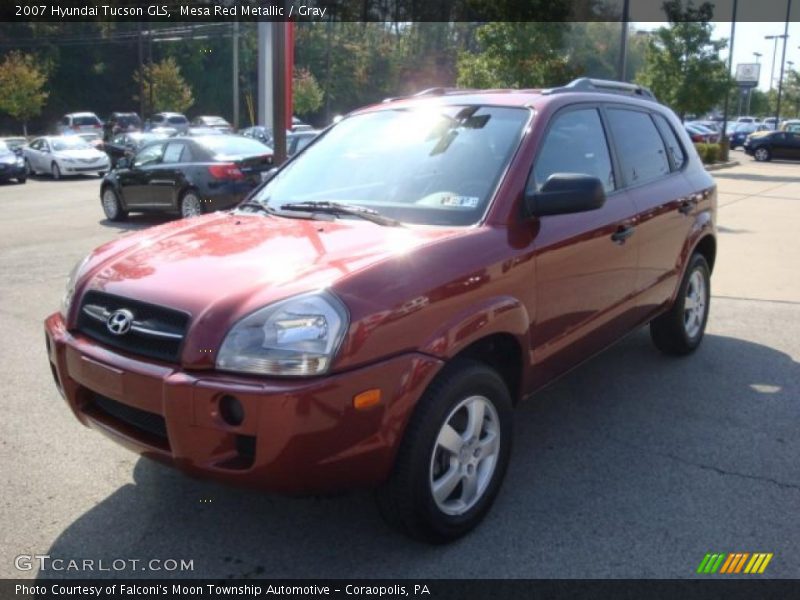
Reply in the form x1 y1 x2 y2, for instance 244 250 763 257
45 312 443 494
0 163 25 178
60 161 109 174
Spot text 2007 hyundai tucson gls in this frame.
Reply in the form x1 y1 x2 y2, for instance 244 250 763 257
45 78 716 543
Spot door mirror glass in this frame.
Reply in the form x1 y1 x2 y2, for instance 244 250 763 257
525 173 606 217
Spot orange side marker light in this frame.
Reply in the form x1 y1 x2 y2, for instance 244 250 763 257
353 389 382 410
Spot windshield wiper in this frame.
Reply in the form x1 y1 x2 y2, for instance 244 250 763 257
279 201 403 227
236 201 277 215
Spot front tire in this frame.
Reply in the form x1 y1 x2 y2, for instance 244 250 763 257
16 176 26 184
101 187 128 222
650 253 710 356
51 162 61 180
754 147 771 162
180 190 203 218
376 359 513 543
25 159 34 176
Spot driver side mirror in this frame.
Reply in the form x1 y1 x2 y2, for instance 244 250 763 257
524 173 606 217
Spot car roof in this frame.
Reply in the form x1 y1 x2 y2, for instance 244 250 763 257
66 112 99 117
359 79 663 116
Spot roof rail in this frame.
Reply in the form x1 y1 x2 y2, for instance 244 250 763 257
544 78 658 102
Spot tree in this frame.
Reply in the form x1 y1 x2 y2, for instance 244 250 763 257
456 22 575 89
133 57 193 115
292 68 324 117
635 0 730 120
0 51 49 136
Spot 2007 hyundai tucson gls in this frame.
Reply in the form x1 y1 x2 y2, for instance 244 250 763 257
45 78 716 543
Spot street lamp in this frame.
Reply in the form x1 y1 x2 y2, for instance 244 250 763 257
765 34 788 91
753 52 762 64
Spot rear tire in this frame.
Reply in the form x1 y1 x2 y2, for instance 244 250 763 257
180 191 203 218
101 187 128 222
650 253 710 356
17 176 26 184
375 359 513 543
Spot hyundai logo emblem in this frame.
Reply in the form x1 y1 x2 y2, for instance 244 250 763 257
106 309 134 336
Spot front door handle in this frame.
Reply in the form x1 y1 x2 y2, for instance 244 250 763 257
611 225 635 243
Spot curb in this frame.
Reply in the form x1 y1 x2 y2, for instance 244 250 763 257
705 160 740 172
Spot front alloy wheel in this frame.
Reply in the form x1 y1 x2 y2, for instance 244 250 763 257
430 395 501 516
376 359 512 543
101 188 128 221
754 147 771 162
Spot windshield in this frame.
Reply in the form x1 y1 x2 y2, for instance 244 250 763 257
73 115 100 126
52 137 92 151
252 106 529 227
0 141 10 153
734 124 757 133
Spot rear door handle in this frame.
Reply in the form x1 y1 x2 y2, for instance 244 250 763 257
611 225 635 243
679 198 698 215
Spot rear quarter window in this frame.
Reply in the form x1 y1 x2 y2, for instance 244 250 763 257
652 113 686 170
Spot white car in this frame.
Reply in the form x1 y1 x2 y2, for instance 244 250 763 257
57 112 103 134
23 136 109 179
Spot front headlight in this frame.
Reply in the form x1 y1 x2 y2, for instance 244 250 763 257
60 256 89 317
216 292 349 377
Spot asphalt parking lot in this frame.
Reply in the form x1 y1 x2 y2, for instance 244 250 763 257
0 154 798 579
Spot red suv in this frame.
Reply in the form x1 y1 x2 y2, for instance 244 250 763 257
45 78 716 542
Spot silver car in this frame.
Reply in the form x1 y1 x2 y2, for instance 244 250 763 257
57 112 103 135
23 136 110 179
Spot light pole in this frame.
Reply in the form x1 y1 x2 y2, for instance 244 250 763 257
765 34 788 91
616 0 630 81
774 0 792 127
722 0 738 140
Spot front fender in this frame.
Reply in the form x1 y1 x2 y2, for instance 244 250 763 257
419 295 531 361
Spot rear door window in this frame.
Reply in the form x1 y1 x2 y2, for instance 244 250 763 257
162 142 186 164
606 108 670 185
531 107 616 193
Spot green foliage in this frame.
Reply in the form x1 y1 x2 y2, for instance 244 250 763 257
694 142 720 164
635 0 731 119
133 57 194 115
0 51 49 135
566 23 648 81
456 22 575 88
292 68 323 116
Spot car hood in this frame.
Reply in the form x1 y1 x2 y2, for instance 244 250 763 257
80 212 461 325
55 148 106 160
747 131 771 140
0 153 19 164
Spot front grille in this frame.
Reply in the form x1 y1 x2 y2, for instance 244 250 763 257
90 393 168 444
76 291 190 363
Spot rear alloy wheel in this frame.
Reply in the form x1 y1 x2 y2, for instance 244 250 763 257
101 187 128 222
376 359 512 543
180 191 203 218
754 147 771 162
51 162 61 180
650 253 711 356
